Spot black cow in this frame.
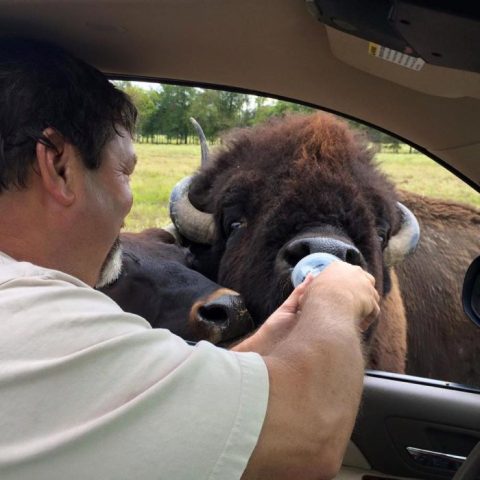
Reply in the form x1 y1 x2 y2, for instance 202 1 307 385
169 114 419 371
97 228 254 345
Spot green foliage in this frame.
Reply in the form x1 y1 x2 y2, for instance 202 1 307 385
114 81 349 144
112 81 160 138
248 100 315 125
189 89 250 140
112 82 421 149
156 85 194 143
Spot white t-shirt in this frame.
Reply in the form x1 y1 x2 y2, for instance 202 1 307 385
0 252 268 480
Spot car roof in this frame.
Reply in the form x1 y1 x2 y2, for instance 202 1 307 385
2 0 479 187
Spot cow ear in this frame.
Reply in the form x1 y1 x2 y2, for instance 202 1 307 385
162 224 184 244
95 244 123 288
383 202 420 266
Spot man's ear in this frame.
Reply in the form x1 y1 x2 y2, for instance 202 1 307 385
35 128 76 206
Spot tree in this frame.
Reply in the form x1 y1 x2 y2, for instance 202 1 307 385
189 89 223 141
190 89 251 141
113 81 161 141
114 81 407 150
156 85 196 143
247 99 315 126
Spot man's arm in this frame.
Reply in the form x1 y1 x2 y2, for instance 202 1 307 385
235 262 380 480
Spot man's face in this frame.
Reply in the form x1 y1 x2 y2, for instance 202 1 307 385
80 127 136 284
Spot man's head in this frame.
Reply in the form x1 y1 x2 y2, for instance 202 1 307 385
0 38 137 191
0 38 138 285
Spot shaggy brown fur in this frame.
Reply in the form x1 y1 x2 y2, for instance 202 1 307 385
396 191 480 385
188 113 409 371
368 271 407 371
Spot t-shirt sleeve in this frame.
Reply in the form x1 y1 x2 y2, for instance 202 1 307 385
0 271 269 480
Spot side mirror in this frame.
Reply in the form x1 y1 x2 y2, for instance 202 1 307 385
462 256 480 328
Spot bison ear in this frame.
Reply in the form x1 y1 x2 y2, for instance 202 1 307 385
383 202 420 266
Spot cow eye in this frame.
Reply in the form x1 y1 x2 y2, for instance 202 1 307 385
230 221 242 231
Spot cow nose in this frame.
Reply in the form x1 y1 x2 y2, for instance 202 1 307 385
194 291 254 343
281 237 363 268
197 297 231 326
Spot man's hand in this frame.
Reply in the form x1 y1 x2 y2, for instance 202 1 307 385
232 274 313 355
234 261 380 355
298 262 380 332
239 261 381 480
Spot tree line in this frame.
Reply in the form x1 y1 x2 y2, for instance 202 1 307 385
115 81 404 149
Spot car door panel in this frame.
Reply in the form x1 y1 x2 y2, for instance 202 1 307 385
345 374 480 480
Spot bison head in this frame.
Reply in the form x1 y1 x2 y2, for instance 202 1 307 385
170 113 419 328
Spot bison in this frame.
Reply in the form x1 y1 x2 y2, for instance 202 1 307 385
169 113 420 372
396 192 480 386
96 227 254 344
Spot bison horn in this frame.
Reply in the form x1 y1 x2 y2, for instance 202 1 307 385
169 175 216 245
190 117 209 167
383 202 420 266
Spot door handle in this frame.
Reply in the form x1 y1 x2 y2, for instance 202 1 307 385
406 446 466 472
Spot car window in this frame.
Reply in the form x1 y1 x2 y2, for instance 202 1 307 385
117 80 480 391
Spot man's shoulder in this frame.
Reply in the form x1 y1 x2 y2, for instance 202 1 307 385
0 252 88 288
0 251 151 355
0 254 115 315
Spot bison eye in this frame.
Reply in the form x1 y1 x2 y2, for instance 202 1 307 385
378 232 388 248
376 220 390 248
222 209 247 237
225 220 246 237
230 221 243 232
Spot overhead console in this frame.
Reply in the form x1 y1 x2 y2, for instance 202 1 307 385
305 1 480 99
305 0 480 73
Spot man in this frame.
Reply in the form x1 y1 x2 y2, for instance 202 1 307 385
0 39 379 480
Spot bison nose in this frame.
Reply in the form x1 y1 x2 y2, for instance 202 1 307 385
281 237 363 268
194 291 254 343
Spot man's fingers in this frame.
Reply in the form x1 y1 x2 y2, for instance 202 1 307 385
282 263 379 330
360 302 380 332
365 271 376 286
274 274 314 316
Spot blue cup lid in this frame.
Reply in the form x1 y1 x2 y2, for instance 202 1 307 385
291 252 340 287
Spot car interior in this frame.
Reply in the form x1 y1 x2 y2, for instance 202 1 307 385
2 1 479 479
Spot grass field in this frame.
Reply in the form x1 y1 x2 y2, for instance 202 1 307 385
126 143 480 232
126 144 200 231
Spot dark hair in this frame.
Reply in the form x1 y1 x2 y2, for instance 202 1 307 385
0 38 137 192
